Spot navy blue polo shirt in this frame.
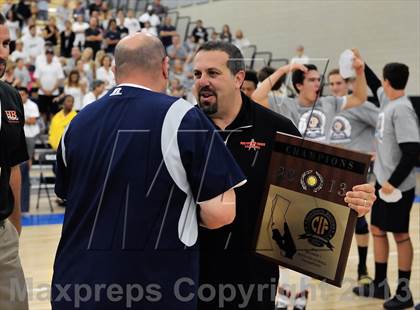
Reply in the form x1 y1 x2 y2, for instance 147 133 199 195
51 84 245 309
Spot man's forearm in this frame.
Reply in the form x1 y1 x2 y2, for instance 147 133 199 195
252 66 286 108
344 71 368 109
364 63 381 106
9 165 22 235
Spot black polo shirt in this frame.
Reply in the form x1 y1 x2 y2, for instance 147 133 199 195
84 27 102 53
0 81 28 221
199 93 300 309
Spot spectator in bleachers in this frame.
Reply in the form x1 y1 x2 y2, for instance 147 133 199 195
48 95 77 151
88 0 103 17
167 33 188 63
75 59 90 89
19 86 40 214
96 54 115 89
60 20 75 58
44 16 59 48
15 0 31 27
56 0 71 31
220 24 232 43
159 16 176 48
1 0 14 16
14 58 31 88
104 19 120 54
141 20 157 36
19 87 40 160
37 0 50 21
116 8 125 26
21 16 38 37
35 42 60 68
209 31 218 42
10 39 27 62
100 9 113 30
169 59 187 88
146 0 167 20
94 49 105 68
72 14 89 49
100 1 109 15
139 4 160 30
73 0 86 20
34 47 65 122
116 10 129 38
6 10 20 53
233 29 250 52
81 47 95 84
82 79 105 108
22 24 45 63
124 9 140 35
290 44 309 64
168 78 185 98
241 69 258 98
63 47 81 74
2 61 20 88
185 35 198 53
191 19 208 43
84 16 103 57
63 70 87 111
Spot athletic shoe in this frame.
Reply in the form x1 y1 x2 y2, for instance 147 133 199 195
352 281 391 299
293 290 308 310
357 273 373 285
275 287 291 310
383 293 413 310
414 303 420 310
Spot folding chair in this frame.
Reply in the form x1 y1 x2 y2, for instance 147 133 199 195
34 150 56 212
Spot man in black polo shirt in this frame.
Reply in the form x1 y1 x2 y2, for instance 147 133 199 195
0 12 29 310
193 42 376 309
84 16 102 57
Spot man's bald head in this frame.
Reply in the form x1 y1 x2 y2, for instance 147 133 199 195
114 33 166 80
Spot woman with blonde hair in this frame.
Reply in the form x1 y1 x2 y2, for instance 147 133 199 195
81 47 95 84
64 70 86 111
2 61 20 88
96 54 115 90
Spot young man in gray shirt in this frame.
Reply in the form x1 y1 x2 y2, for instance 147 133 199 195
328 68 379 285
353 62 420 310
252 50 368 142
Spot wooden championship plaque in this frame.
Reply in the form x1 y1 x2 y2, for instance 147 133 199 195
254 132 371 287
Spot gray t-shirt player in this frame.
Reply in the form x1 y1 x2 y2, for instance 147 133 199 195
373 87 420 191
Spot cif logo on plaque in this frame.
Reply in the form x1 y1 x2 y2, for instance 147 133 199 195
300 208 336 250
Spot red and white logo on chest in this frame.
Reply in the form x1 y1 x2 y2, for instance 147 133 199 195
5 110 19 122
240 138 266 151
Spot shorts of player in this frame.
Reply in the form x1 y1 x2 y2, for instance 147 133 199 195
371 182 415 233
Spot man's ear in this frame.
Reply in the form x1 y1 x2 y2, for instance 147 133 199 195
235 70 245 90
162 56 170 80
111 64 117 81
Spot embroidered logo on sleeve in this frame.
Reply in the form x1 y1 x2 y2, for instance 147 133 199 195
5 110 19 123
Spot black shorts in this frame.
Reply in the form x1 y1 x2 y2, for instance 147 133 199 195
371 182 415 233
37 95 59 116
